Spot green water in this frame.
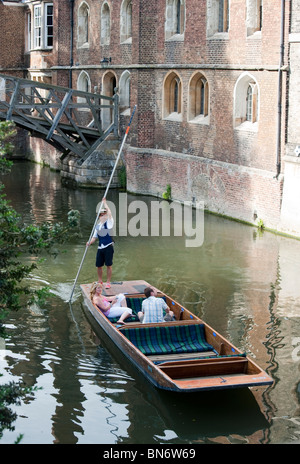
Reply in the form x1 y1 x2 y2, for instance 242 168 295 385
1 161 300 444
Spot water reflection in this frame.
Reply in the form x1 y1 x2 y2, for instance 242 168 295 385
1 161 300 444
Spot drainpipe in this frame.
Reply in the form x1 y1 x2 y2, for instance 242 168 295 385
69 0 74 89
276 0 285 178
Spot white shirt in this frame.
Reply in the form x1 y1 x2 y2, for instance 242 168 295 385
93 218 114 249
141 296 168 324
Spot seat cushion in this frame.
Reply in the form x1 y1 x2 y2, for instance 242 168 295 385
122 323 214 356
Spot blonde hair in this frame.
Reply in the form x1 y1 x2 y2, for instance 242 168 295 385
90 281 103 300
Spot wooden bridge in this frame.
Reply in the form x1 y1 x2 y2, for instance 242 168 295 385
0 74 119 164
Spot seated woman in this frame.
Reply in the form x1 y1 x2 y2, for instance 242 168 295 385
90 282 132 324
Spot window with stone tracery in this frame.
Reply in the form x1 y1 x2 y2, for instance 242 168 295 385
163 71 182 121
188 72 209 124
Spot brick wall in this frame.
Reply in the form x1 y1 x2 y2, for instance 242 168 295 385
0 3 25 73
0 0 294 232
125 147 284 230
64 0 288 180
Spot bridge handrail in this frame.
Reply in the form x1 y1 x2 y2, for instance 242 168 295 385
0 73 114 102
0 73 120 161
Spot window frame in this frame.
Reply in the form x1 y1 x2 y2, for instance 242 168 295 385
188 72 210 125
31 2 54 50
101 2 111 46
78 1 90 48
165 0 185 41
119 70 131 115
25 11 32 51
234 73 259 130
77 70 91 108
207 0 230 39
44 3 54 49
120 0 132 44
246 0 263 37
33 4 42 49
218 0 229 33
163 71 183 121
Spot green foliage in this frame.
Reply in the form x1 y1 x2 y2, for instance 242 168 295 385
0 379 39 441
0 121 80 439
0 181 80 333
257 218 265 231
0 121 15 173
162 184 172 201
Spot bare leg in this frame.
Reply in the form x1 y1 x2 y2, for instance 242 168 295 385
106 265 112 284
97 267 103 283
117 310 131 324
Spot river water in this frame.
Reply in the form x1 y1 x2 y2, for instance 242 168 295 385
1 161 300 445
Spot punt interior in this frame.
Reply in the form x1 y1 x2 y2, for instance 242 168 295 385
93 288 263 383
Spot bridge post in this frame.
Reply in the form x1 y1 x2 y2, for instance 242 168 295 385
46 89 73 141
7 80 19 120
113 88 119 138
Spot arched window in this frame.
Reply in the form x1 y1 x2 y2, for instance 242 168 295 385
189 72 209 123
163 72 182 120
165 0 185 40
77 71 91 106
78 2 89 47
102 71 117 128
119 70 131 114
120 0 132 43
101 2 110 45
234 73 259 128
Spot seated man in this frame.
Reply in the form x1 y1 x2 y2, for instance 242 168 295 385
138 287 174 323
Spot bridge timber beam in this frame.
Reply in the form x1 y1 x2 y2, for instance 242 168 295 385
0 74 119 164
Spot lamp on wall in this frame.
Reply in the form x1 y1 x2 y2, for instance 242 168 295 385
101 57 111 67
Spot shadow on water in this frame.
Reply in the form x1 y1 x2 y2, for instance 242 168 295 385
81 301 270 445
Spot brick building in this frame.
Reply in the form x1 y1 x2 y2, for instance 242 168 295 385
0 0 300 237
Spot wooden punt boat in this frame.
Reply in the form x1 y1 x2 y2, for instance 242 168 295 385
81 280 273 393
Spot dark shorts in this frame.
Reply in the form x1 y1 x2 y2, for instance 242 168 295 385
96 245 114 267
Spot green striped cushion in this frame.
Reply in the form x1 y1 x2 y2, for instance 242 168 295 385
125 297 145 314
122 324 214 355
